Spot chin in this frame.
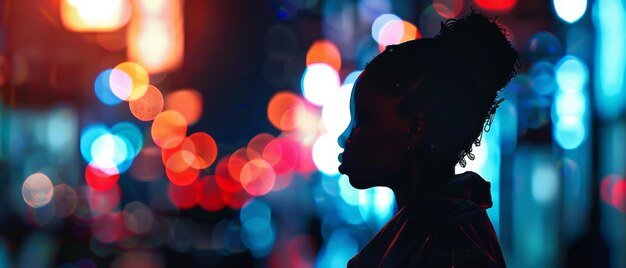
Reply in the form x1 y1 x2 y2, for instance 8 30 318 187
340 163 383 189
347 174 376 190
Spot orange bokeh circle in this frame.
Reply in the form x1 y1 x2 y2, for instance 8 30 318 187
165 89 203 125
306 39 341 72
151 110 188 149
240 159 276 196
110 61 150 101
129 85 164 121
228 148 249 182
267 91 306 132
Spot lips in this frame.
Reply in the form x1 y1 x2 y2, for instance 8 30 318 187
338 152 348 174
338 163 347 174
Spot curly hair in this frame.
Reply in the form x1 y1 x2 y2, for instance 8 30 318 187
363 10 520 168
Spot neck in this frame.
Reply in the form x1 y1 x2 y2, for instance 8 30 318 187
393 160 455 208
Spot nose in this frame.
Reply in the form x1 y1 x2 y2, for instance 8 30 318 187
337 134 348 149
337 123 354 149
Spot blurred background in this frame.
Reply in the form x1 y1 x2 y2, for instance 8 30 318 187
0 0 621 267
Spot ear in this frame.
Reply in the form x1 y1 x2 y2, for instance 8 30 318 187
407 112 426 149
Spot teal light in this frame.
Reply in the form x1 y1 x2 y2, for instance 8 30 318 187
358 186 396 232
80 124 109 163
555 117 586 150
555 55 588 93
594 0 626 120
316 229 358 268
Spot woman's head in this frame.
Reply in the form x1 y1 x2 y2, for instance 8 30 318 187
338 11 519 189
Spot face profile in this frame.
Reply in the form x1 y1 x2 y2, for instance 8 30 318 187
338 68 420 191
341 11 519 268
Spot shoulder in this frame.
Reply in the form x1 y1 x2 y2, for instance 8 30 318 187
406 203 506 267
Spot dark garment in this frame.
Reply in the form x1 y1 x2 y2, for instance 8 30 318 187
347 171 506 268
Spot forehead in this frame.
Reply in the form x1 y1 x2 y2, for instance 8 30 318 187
353 67 401 101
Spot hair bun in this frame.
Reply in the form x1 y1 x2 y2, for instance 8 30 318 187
435 11 519 94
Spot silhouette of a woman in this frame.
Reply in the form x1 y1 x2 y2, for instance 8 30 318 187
338 11 518 267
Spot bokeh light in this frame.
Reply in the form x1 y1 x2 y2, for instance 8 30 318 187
301 63 340 106
433 0 464 19
196 176 226 211
553 92 586 120
316 229 358 268
60 0 132 32
151 110 188 149
556 55 588 93
80 124 110 164
130 146 163 181
94 69 122 106
128 0 184 73
215 156 244 193
376 19 420 51
168 182 198 209
474 0 517 12
267 91 307 132
111 121 143 158
123 201 153 235
263 137 299 175
247 133 275 160
312 133 343 175
221 186 252 210
8 2 617 267
239 199 276 256
531 163 559 203
611 180 626 212
85 164 119 192
88 186 121 218
321 84 353 137
419 5 446 37
358 187 396 230
241 217 276 255
306 40 341 72
529 61 557 96
51 184 78 218
553 0 587 23
129 85 164 121
228 148 250 182
165 89 203 126
240 199 271 227
22 173 54 208
161 142 191 169
528 31 564 62
182 132 218 169
554 116 586 149
165 161 200 186
600 175 620 205
371 14 401 44
90 133 129 172
240 159 276 196
343 70 362 85
110 62 150 101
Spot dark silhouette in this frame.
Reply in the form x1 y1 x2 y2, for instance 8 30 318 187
338 11 519 267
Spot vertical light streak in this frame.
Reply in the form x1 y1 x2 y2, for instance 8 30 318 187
128 0 184 74
594 0 626 120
